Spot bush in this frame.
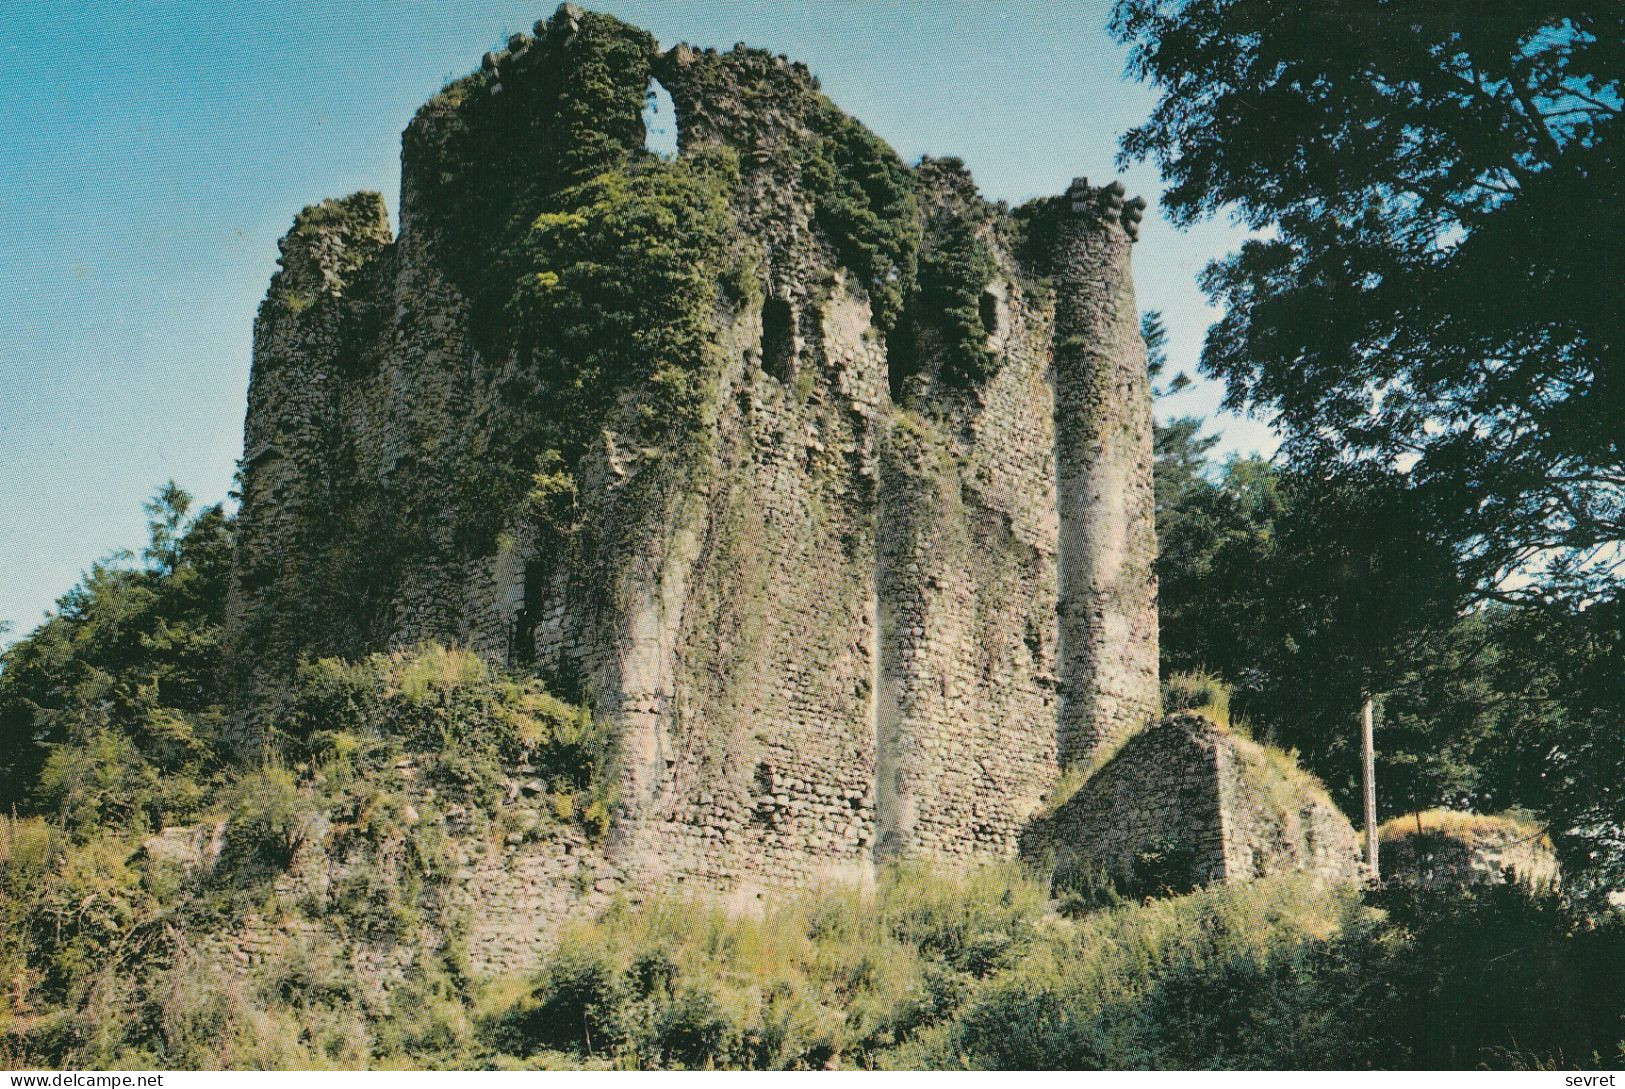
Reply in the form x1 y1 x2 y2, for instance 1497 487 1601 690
878 863 1043 975
509 940 627 1057
1050 854 1123 918
910 874 1362 1070
223 765 308 869
1162 670 1233 727
282 646 619 840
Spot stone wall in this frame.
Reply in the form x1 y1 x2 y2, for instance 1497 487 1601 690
1029 714 1362 891
192 844 610 992
1382 818 1560 890
228 5 1162 902
227 193 396 720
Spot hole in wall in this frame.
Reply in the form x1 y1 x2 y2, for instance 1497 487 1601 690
1023 613 1044 662
979 287 1001 337
643 77 678 159
885 319 920 402
751 762 776 826
761 295 796 381
510 560 547 666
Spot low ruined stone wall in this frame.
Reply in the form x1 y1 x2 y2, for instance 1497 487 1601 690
1214 727 1363 883
1028 714 1361 892
1382 820 1559 891
157 787 623 986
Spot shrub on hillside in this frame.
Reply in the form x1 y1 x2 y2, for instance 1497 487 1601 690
283 646 619 839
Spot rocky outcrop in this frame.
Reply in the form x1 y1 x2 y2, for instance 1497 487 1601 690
140 820 228 874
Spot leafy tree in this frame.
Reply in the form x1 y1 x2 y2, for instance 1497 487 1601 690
1153 449 1522 824
0 483 233 833
1250 466 1468 781
1118 0 1625 886
141 480 191 575
1484 597 1625 905
1156 452 1276 683
1369 609 1520 820
1113 0 1623 603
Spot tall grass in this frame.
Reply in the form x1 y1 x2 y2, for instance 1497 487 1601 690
1378 808 1550 847
1162 670 1235 730
5 648 1620 1070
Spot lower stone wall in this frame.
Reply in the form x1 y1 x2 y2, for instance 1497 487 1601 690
1026 716 1228 889
160 777 625 989
1213 728 1363 883
1025 714 1361 892
1382 821 1559 891
165 719 1366 998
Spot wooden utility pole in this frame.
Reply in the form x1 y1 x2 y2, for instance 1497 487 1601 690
1361 693 1379 881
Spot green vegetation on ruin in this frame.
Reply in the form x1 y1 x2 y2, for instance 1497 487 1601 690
914 157 1003 388
1 626 620 1067
376 13 1030 577
6 839 1621 1069
491 150 746 517
803 103 922 336
1378 809 1551 850
1162 669 1233 729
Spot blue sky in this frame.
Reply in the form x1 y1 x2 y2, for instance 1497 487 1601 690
0 1 1270 644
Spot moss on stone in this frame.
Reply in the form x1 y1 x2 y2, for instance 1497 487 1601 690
918 213 1000 387
803 105 921 333
442 150 746 554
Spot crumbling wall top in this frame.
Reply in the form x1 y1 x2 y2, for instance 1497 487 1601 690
268 191 392 307
1065 177 1149 241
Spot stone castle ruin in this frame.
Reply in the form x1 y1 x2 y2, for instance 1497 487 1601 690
227 6 1357 942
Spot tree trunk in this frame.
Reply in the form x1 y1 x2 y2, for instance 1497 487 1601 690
1362 693 1379 881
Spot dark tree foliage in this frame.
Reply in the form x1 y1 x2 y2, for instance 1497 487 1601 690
1371 609 1523 817
1120 0 1625 891
1253 465 1468 711
0 484 233 834
1485 598 1625 904
1154 451 1490 817
1155 452 1276 683
1114 0 1624 602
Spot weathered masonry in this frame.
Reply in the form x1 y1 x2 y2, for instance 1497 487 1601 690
1026 715 1364 893
229 4 1212 904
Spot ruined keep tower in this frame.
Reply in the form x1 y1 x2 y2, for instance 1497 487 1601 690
227 5 1161 898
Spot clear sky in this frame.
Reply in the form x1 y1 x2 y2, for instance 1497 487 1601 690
0 1 1271 645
